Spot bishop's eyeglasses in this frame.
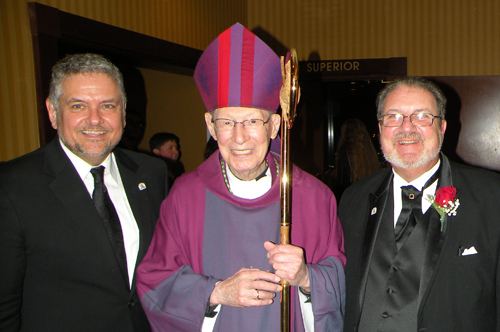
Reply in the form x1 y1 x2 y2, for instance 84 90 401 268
212 117 271 131
379 113 442 127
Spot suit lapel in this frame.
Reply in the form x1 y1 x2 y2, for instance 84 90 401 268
44 140 122 274
358 170 393 310
113 149 153 295
418 154 453 313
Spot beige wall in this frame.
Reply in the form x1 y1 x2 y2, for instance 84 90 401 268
248 0 500 76
1 0 499 163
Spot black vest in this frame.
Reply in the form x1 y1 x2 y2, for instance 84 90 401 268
358 185 433 332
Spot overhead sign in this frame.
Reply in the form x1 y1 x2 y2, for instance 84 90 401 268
299 57 406 81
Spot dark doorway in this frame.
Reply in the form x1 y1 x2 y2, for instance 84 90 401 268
290 78 390 176
323 79 385 168
290 57 406 176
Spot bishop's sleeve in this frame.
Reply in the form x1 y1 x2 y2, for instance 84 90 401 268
136 190 217 331
290 176 346 332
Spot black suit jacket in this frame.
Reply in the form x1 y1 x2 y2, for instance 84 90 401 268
340 154 500 332
0 139 169 332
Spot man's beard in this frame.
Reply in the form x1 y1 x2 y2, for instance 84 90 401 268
382 131 443 169
58 126 120 159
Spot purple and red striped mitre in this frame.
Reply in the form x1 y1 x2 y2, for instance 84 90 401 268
194 23 282 113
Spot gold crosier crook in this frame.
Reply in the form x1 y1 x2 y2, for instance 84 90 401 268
279 49 300 332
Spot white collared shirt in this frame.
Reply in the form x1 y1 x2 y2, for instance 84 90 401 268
226 164 272 199
392 159 440 228
60 140 140 288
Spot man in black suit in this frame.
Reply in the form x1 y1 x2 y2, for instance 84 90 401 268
0 53 169 332
340 76 500 332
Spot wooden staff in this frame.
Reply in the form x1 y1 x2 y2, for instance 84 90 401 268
279 49 300 332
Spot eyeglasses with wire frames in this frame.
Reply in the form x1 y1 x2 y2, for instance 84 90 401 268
379 113 443 127
212 116 272 131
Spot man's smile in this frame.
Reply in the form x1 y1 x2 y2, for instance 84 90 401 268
232 149 252 155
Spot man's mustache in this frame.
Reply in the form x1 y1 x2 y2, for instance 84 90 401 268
392 132 422 143
76 126 112 132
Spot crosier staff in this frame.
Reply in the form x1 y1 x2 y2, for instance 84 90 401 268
279 49 300 332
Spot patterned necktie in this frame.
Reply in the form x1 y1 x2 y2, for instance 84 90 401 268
394 185 422 250
90 166 128 283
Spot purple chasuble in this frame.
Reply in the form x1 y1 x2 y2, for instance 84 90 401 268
136 151 346 332
204 190 281 330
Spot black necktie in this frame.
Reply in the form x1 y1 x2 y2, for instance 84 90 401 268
394 185 422 250
90 166 128 283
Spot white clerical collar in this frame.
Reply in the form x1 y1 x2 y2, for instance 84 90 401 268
226 164 272 199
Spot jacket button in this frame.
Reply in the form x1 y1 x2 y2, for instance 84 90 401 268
386 287 394 294
128 300 135 307
382 312 389 318
392 265 399 271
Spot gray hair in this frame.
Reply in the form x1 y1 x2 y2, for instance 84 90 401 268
376 76 447 119
48 53 127 111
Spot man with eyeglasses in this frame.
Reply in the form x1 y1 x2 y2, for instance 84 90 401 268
340 76 500 332
136 23 346 332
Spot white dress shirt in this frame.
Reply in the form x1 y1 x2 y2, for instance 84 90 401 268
60 140 140 289
392 159 441 228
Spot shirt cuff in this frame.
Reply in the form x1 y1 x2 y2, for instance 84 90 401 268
299 287 311 303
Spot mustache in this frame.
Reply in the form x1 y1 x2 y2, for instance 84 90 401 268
392 132 422 143
76 125 111 132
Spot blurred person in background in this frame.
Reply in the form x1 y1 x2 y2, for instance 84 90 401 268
150 132 185 182
332 118 381 199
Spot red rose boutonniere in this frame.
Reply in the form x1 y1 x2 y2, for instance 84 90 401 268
427 186 460 231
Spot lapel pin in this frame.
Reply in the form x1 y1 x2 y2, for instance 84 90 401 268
138 183 147 191
371 207 377 215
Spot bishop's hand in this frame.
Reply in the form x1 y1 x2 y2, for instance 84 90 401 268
209 268 282 308
264 241 310 293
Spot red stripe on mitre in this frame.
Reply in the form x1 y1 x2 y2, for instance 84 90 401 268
218 28 231 108
240 28 255 108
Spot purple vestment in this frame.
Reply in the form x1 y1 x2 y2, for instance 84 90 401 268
136 152 346 331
